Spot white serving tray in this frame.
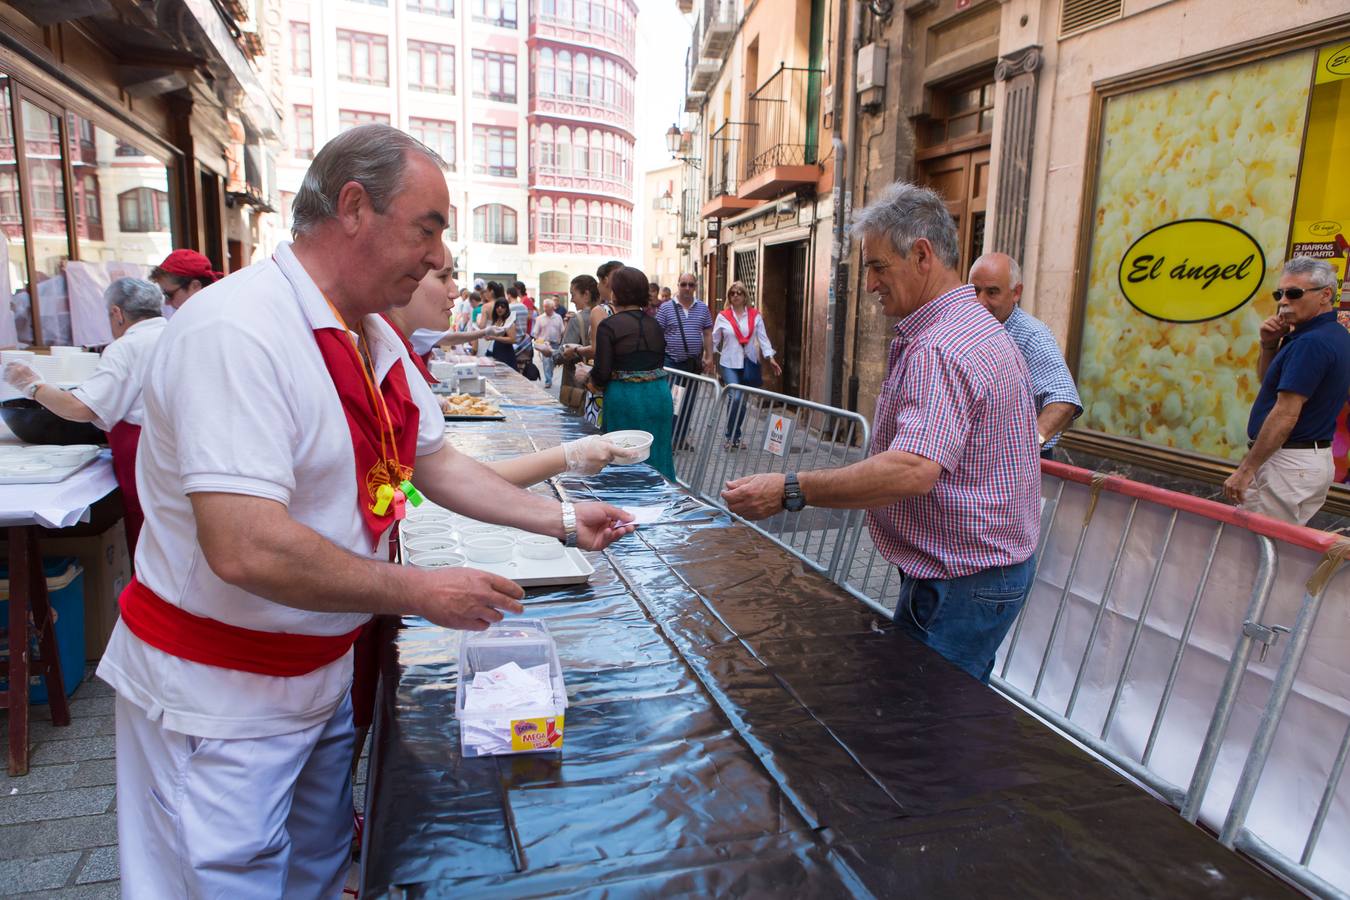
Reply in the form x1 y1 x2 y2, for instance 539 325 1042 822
400 515 595 587
462 547 595 588
0 449 101 485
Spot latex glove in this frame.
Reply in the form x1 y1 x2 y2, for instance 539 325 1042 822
4 362 40 392
486 324 508 337
562 435 644 474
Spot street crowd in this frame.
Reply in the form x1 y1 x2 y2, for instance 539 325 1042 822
3 122 1346 896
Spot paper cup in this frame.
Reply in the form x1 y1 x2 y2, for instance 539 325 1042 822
606 430 654 463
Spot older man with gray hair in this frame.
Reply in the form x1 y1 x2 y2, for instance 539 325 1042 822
723 181 1040 682
968 251 1081 455
3 276 166 552
96 125 634 897
1224 256 1350 525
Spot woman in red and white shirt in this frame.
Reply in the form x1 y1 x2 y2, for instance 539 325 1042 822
712 280 781 449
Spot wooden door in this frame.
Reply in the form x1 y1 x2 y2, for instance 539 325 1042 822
917 146 990 277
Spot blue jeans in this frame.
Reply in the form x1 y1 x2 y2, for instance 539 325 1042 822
719 363 758 442
894 556 1034 683
540 352 556 387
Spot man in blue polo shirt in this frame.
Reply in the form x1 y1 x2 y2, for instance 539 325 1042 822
1224 257 1350 525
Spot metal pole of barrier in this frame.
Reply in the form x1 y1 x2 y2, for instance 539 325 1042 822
1032 491 1100 699
1142 523 1224 768
1234 831 1350 900
1064 499 1138 720
1181 535 1277 824
1301 720 1350 867
1000 479 1067 681
1220 571 1342 847
1100 509 1179 743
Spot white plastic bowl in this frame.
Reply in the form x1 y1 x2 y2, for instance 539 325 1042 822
403 534 460 554
463 535 516 563
460 523 506 539
0 462 53 476
410 551 467 569
606 430 654 463
517 534 565 560
400 519 452 539
44 450 90 468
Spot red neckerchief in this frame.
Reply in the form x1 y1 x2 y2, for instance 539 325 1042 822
313 312 420 548
722 307 758 346
381 313 438 386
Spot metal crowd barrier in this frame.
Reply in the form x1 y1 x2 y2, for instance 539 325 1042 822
685 382 872 591
662 366 722 491
997 463 1350 899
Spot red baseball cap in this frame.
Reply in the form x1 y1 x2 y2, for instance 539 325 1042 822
157 249 223 284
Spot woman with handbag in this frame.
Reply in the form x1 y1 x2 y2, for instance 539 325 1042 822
712 280 781 450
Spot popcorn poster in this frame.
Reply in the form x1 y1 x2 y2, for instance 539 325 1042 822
1078 44 1350 473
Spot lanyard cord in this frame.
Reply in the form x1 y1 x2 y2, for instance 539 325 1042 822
324 298 402 474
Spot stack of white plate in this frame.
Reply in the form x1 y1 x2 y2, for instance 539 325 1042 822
63 352 101 382
0 349 35 369
29 356 66 382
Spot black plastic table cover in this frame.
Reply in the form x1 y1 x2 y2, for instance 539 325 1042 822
361 366 1294 899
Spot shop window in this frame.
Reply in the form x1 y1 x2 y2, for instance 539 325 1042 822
118 187 170 233
408 0 453 14
409 117 457 171
339 109 391 132
472 50 517 103
473 0 517 28
408 40 455 94
337 30 390 85
473 203 517 244
472 124 516 177
291 22 311 76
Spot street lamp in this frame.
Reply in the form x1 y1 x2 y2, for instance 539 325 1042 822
665 124 681 156
659 190 673 212
665 123 701 168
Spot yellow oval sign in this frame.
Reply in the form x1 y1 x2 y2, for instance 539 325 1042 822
1117 219 1265 323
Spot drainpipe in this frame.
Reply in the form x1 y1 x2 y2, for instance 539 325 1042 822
826 0 858 409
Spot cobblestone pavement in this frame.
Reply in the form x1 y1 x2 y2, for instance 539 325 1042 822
0 667 370 897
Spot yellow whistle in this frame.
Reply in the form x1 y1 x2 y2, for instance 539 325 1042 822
372 483 395 516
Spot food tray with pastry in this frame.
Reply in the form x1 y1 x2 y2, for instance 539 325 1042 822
440 393 506 421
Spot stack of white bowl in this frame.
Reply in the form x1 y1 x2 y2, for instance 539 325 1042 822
62 352 102 383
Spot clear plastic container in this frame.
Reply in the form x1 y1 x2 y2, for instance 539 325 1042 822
457 618 567 757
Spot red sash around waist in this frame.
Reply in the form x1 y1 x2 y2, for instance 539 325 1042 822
119 576 365 677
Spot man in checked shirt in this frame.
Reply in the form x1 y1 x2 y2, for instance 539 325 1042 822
969 252 1082 457
723 182 1041 682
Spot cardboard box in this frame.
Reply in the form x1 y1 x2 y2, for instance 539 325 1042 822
40 525 130 661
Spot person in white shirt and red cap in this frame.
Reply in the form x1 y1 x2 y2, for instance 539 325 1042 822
97 124 636 898
3 277 167 554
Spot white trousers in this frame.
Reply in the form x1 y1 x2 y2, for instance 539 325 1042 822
114 692 354 899
1241 446 1335 526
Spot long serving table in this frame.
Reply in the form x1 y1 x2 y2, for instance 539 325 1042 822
361 366 1296 898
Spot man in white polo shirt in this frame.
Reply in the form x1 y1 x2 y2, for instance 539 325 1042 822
97 125 635 897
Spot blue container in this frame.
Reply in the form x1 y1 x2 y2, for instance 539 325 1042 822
0 557 85 704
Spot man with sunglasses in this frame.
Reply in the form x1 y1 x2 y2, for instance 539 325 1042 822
656 273 714 449
1223 257 1349 525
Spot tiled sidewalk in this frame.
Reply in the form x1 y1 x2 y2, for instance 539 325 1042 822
0 667 370 897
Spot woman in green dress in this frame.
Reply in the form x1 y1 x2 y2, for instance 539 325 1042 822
590 267 675 479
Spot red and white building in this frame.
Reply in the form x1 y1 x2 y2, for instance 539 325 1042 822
526 0 637 303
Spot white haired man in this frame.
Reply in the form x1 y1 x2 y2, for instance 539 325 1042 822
97 125 636 897
3 277 166 553
722 182 1040 683
1224 257 1350 525
968 252 1081 456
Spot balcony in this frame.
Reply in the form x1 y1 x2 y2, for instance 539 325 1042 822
698 0 736 59
684 89 705 113
739 65 822 200
531 92 634 134
531 7 635 63
529 166 634 200
686 40 718 93
700 121 756 218
679 186 699 238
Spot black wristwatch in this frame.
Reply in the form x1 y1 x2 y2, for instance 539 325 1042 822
782 472 806 512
